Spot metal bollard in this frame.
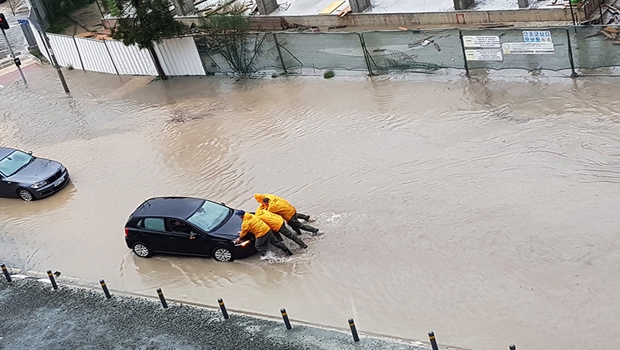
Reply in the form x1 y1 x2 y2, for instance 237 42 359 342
348 318 360 342
1 264 11 282
429 331 439 350
218 298 229 319
280 308 292 330
509 345 516 350
47 270 58 290
156 288 168 308
99 279 111 299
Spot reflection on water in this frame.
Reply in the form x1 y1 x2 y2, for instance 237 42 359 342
1 66 620 350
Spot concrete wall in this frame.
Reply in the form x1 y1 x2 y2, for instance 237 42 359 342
267 9 582 29
104 8 585 31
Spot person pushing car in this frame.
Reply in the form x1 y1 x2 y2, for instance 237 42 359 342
255 208 308 249
254 193 320 236
234 210 293 257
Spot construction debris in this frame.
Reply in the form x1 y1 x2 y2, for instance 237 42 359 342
580 0 620 25
408 36 433 48
598 26 620 41
76 30 114 41
600 29 616 39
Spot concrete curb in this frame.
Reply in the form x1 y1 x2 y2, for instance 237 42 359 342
0 54 39 76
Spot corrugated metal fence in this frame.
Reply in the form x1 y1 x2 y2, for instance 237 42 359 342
34 31 204 77
154 37 204 76
32 26 620 78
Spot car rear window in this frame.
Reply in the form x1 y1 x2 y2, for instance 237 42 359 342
143 218 166 232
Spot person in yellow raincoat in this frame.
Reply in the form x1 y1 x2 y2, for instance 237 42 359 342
256 208 307 249
254 193 320 236
234 210 293 256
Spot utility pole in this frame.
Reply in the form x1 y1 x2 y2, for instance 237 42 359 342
27 0 70 93
7 0 16 16
1 13 27 85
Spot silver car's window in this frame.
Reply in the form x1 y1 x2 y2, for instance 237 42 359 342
0 151 33 177
187 201 230 232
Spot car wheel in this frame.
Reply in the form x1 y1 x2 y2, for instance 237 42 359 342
212 247 233 262
17 189 34 202
132 242 152 258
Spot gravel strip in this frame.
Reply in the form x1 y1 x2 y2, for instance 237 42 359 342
0 278 430 350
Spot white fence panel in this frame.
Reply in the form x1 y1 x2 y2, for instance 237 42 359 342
47 34 83 70
105 40 158 76
155 37 204 76
29 23 50 62
74 37 116 74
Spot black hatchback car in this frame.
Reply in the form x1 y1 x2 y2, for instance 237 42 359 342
0 147 70 201
125 197 256 262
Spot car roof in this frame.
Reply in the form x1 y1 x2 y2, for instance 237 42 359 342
131 197 206 220
0 147 16 159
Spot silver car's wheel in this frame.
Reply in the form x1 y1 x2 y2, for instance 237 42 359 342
18 189 34 201
132 242 152 258
212 247 233 262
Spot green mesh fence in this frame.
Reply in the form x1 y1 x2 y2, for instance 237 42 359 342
362 30 464 73
192 26 620 76
462 28 573 72
273 32 369 72
193 34 281 75
570 25 620 73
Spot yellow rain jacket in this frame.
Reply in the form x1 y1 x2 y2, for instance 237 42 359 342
255 208 285 232
239 213 271 239
254 193 296 221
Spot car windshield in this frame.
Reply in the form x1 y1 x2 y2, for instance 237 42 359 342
187 200 231 232
0 151 33 177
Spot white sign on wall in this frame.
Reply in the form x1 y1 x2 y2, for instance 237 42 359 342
465 49 504 61
462 36 501 48
522 31 553 43
502 42 555 55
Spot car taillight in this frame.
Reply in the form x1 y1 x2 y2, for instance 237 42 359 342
124 228 129 236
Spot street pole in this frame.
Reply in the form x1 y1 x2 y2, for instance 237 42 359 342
7 0 16 16
28 0 70 93
1 26 27 85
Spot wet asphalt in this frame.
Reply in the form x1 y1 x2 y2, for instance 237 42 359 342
0 277 431 350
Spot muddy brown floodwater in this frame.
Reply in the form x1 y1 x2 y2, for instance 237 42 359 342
1 65 620 350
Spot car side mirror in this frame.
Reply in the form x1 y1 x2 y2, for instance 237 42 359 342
220 202 226 206
27 151 33 155
190 233 199 240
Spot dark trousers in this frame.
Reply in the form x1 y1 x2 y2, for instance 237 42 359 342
288 212 318 235
296 212 310 221
255 231 290 255
277 224 307 248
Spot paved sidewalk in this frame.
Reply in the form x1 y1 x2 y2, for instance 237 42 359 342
0 277 431 350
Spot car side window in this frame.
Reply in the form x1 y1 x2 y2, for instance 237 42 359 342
168 219 193 235
143 218 166 232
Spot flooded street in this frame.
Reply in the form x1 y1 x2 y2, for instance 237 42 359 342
1 66 620 350
0 1 29 60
